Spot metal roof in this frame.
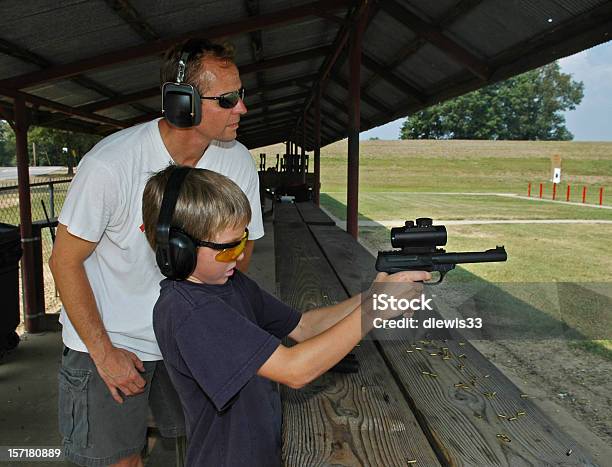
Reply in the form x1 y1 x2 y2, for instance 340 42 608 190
0 0 610 149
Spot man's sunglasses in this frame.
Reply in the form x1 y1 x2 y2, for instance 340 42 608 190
201 88 245 109
196 228 249 262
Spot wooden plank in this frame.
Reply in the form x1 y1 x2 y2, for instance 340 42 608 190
309 224 597 466
274 202 303 225
295 201 336 225
275 220 441 466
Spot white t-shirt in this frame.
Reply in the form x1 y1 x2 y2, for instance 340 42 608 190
58 119 264 360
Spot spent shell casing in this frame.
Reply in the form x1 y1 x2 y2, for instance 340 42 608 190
407 460 417 464
497 414 507 419
566 449 573 456
496 434 511 442
520 394 529 398
508 417 518 421
517 411 526 416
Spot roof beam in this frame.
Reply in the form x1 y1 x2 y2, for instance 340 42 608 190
240 110 300 129
297 0 378 130
247 92 309 112
77 73 317 115
436 0 484 29
361 0 481 101
361 53 425 103
78 87 160 112
103 0 159 41
244 0 269 119
329 74 388 116
239 46 330 75
0 0 352 90
0 37 155 115
239 123 294 139
0 87 127 128
379 0 489 80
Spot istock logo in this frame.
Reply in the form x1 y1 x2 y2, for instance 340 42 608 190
372 293 433 312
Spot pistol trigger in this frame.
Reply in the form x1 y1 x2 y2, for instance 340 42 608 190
432 270 446 284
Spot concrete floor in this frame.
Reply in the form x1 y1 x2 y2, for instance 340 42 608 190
0 212 275 466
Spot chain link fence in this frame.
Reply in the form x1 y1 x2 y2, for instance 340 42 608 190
0 174 72 322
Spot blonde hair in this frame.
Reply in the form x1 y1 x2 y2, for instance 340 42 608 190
160 39 236 95
142 165 251 250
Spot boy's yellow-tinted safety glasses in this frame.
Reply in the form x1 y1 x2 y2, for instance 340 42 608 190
196 228 249 262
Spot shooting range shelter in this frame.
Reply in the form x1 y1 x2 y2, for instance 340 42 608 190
0 1 610 464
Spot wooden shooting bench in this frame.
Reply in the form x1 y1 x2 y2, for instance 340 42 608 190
275 201 597 467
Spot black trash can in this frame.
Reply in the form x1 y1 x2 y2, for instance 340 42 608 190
0 223 22 353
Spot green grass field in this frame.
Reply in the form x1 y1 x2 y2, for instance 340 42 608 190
254 139 612 357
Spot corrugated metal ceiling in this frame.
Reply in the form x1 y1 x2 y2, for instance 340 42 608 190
0 0 610 149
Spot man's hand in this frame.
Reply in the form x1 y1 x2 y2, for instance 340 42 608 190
92 347 147 404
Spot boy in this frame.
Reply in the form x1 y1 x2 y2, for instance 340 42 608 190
142 165 429 466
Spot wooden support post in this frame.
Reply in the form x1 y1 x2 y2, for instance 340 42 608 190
14 96 43 333
314 87 321 206
566 185 571 202
301 115 306 183
582 186 587 203
347 5 368 239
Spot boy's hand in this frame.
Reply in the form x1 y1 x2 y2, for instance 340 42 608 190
92 346 147 404
369 270 431 321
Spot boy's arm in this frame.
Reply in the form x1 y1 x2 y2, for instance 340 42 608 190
258 270 431 389
287 293 362 343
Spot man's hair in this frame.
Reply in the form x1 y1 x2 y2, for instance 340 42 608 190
142 165 251 251
160 39 236 95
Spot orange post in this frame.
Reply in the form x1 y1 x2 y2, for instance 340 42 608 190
566 185 571 202
552 183 557 200
582 186 587 203
599 187 604 206
539 183 543 198
527 183 531 197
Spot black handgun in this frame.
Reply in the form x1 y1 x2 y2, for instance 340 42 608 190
375 218 507 283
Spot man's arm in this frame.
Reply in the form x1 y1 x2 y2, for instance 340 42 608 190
49 224 146 403
236 239 254 272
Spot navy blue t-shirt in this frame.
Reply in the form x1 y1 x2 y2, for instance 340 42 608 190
153 271 301 467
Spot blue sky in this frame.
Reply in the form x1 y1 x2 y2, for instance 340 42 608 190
360 40 612 141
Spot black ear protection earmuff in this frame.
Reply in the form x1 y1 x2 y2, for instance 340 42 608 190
155 166 198 280
161 46 202 128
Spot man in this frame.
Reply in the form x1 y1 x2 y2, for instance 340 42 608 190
49 39 263 467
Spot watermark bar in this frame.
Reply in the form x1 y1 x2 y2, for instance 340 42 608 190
0 446 65 462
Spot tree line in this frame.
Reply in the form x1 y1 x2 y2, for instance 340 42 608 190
0 123 101 168
400 62 583 140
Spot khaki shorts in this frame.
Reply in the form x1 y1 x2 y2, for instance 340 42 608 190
58 347 185 466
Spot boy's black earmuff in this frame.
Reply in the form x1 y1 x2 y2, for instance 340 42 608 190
155 166 198 280
161 46 202 128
